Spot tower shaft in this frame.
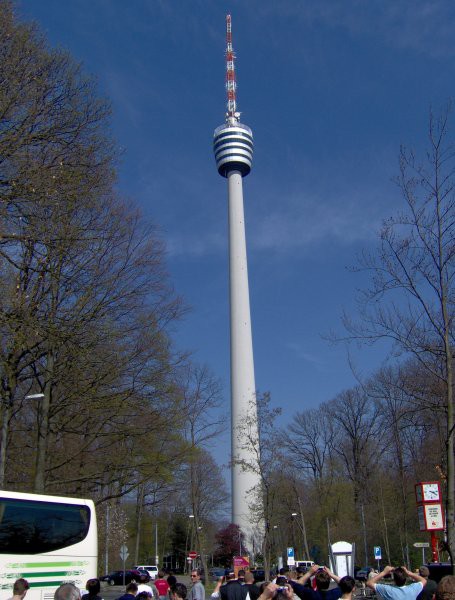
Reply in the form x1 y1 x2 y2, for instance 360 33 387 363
228 171 261 529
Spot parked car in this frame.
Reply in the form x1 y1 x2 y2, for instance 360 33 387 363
295 561 315 573
209 568 225 582
134 566 158 580
137 569 151 578
100 570 142 586
356 567 374 582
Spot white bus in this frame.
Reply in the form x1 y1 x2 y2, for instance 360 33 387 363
0 490 97 600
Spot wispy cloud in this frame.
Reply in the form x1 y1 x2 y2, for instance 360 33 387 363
166 230 225 258
285 341 327 368
166 185 387 259
250 191 381 252
252 0 455 58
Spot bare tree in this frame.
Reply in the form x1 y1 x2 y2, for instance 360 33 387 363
327 389 382 509
285 409 335 495
178 363 225 578
235 392 282 578
340 105 455 569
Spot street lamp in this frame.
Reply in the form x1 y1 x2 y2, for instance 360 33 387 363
155 520 159 567
291 513 297 555
185 515 195 573
25 393 45 400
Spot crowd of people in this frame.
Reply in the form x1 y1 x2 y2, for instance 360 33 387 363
206 564 455 600
5 564 455 600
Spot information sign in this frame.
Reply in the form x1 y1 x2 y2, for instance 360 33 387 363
287 547 295 566
120 544 129 561
374 546 382 560
188 551 198 559
417 503 444 531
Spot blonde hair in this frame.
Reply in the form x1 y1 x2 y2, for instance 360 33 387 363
436 576 455 600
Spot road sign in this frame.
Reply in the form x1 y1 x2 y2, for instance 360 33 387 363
287 547 295 566
413 542 430 548
120 544 129 561
188 551 197 559
374 546 382 560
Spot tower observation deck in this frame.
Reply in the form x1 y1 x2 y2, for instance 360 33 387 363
213 121 253 178
212 14 262 540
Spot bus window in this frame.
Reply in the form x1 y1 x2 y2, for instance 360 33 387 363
0 497 91 554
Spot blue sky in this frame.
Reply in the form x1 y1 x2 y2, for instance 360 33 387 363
18 0 455 470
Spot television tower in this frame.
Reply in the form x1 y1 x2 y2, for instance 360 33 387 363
213 14 262 536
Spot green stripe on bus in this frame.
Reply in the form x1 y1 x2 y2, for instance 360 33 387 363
8 562 86 568
29 581 70 588
20 572 82 578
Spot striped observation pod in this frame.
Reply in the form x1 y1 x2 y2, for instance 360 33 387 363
213 122 254 178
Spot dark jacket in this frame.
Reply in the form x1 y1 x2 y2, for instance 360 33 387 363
290 582 341 600
116 594 136 600
220 581 248 600
243 584 260 600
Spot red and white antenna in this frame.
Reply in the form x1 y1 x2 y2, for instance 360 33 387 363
226 14 238 120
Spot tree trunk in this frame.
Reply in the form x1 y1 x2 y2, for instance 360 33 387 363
134 484 145 565
263 526 270 581
445 347 454 571
194 522 208 584
0 370 18 488
0 399 12 488
34 353 54 492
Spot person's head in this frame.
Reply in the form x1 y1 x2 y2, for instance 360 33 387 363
54 584 80 600
85 579 100 596
419 567 430 579
13 579 29 599
315 570 331 591
244 572 254 584
136 592 152 600
276 577 288 587
392 568 407 587
238 570 245 580
167 575 177 587
279 568 289 577
171 583 187 600
139 574 150 584
339 577 355 596
158 572 165 580
224 570 235 581
436 576 455 600
126 583 138 596
191 570 201 583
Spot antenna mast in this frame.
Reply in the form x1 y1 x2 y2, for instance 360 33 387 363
226 14 238 122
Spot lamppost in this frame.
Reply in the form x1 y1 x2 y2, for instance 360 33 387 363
273 525 279 570
291 513 297 555
186 515 194 573
155 520 159 567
